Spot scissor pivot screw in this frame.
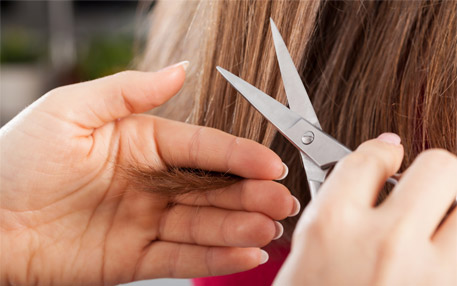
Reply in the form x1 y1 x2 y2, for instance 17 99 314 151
301 131 314 145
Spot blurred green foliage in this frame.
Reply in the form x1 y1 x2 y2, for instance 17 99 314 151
0 27 47 63
76 33 133 80
0 25 133 81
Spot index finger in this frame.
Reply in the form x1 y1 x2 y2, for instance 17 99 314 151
154 117 285 179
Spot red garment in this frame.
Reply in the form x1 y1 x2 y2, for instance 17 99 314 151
193 244 289 286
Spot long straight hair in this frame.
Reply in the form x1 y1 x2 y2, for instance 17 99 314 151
137 0 457 237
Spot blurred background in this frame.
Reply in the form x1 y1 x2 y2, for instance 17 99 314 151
1 1 190 285
1 0 146 126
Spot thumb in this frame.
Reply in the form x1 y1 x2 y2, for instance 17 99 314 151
317 132 404 206
40 61 188 129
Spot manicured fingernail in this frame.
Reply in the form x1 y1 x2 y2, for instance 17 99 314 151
161 60 189 72
377 133 401 145
259 250 269 265
273 221 284 240
276 162 288 180
289 196 301 217
177 60 190 71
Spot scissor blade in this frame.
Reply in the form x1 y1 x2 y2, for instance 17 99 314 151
270 18 327 194
216 66 302 133
217 66 351 169
270 18 322 129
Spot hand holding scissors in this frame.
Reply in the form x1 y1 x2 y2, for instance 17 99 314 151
219 19 457 285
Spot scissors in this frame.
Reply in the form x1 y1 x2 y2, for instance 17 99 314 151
217 18 399 199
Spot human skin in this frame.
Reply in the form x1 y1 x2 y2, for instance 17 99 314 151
0 62 299 285
275 135 457 285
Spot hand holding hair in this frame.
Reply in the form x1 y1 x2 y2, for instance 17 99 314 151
0 62 299 285
275 134 457 285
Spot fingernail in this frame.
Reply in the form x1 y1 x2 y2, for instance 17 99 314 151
259 249 269 265
289 196 301 217
273 221 284 240
377 133 401 145
276 162 288 180
161 60 189 72
177 60 190 71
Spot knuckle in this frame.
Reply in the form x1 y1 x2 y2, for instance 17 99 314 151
363 153 386 171
375 215 410 264
271 184 293 215
188 127 205 167
417 149 457 171
187 207 202 244
45 86 62 97
239 179 255 210
235 180 249 211
317 204 340 226
43 86 67 102
310 199 359 234
379 234 399 256
115 70 136 78
221 212 236 245
263 180 289 200
340 152 384 173
238 213 272 246
224 136 240 171
306 215 328 238
205 247 216 277
167 243 181 278
239 180 291 219
339 152 364 168
302 203 346 240
294 209 328 245
376 229 404 266
321 202 356 228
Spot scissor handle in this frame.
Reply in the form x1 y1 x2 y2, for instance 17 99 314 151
308 180 321 199
309 172 401 199
386 173 401 185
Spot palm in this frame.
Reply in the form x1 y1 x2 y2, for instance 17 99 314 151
1 69 296 285
0 110 160 282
